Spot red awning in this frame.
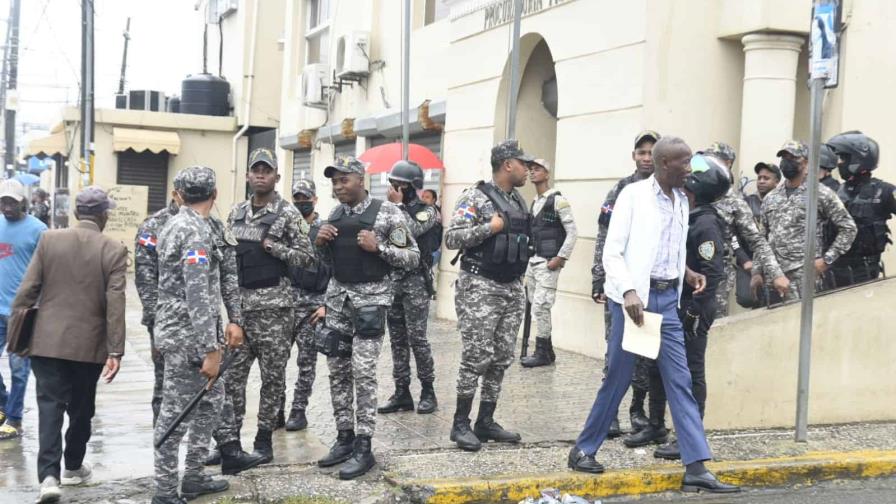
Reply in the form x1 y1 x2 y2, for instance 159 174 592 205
358 142 444 174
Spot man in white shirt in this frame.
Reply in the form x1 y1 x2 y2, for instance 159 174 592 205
568 137 739 494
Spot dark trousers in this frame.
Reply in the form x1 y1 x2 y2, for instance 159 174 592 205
30 356 103 482
649 310 711 419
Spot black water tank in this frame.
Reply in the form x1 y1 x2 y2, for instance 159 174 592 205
167 96 180 113
180 73 230 116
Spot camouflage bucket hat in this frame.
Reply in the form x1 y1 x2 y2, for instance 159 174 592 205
491 139 534 165
705 141 736 162
777 140 808 159
174 165 217 197
292 179 316 198
324 156 366 178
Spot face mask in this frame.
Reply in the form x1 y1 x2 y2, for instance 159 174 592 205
295 201 314 217
401 186 416 204
779 158 801 179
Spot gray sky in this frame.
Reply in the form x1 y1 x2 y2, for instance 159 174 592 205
8 0 204 133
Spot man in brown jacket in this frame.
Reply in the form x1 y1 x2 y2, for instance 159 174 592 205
12 185 127 504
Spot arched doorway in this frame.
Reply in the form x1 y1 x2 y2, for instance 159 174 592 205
494 34 558 203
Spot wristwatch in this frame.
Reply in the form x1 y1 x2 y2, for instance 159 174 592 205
377 243 386 255
264 242 274 253
823 254 835 266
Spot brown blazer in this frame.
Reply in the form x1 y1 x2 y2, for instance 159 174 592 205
12 220 127 364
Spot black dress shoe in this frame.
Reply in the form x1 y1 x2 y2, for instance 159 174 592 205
654 439 681 460
607 418 623 439
567 446 604 474
681 471 741 494
623 423 667 448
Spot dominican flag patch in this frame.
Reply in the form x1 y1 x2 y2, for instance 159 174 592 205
600 203 613 215
138 233 157 250
455 204 477 220
185 249 209 265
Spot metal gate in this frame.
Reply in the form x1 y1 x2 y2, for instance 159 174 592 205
116 149 169 213
292 150 312 188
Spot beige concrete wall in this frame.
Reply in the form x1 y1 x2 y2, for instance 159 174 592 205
703 278 896 430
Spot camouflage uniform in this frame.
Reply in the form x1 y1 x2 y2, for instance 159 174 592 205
387 200 438 388
152 167 224 499
320 166 419 436
525 188 577 341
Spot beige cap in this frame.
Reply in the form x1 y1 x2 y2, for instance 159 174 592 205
0 179 26 202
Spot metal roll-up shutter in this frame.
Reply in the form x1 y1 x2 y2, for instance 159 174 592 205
368 134 443 202
292 150 312 188
117 149 169 213
334 142 356 160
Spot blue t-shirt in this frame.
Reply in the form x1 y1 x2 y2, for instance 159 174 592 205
0 215 47 316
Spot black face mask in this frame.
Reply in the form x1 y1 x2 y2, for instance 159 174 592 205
295 201 315 217
401 186 416 204
779 158 801 179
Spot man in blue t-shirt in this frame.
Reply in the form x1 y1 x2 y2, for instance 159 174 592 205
0 179 47 440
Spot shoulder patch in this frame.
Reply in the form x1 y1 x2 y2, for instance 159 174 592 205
455 203 477 220
415 210 431 222
389 227 409 248
223 228 238 246
138 233 157 250
698 241 715 261
185 248 210 265
555 197 570 210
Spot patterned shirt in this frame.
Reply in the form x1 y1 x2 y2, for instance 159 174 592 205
651 177 686 280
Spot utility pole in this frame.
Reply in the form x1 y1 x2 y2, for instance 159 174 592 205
506 0 523 139
81 0 95 185
117 17 131 95
4 0 21 178
400 0 410 160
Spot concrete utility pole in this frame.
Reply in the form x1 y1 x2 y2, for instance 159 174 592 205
401 0 411 160
81 0 95 184
506 0 523 139
117 17 131 96
3 0 21 177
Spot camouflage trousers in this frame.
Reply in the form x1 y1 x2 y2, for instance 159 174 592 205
153 350 224 497
326 295 386 437
714 259 736 318
215 307 294 443
782 267 804 302
524 260 561 341
286 303 320 413
387 271 436 388
148 326 163 426
454 271 525 402
601 303 650 393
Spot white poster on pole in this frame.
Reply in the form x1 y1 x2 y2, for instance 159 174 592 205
809 0 842 88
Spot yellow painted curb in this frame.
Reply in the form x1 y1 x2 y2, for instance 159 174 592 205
393 450 896 504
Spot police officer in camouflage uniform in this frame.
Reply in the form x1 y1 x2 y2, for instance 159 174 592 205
703 142 788 316
826 131 896 286
216 148 315 464
756 141 857 301
313 156 419 479
520 158 577 368
283 179 331 431
152 166 229 504
379 160 440 415
446 139 532 452
592 130 659 438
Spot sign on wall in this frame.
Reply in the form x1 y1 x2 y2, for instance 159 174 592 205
810 0 842 88
105 184 149 272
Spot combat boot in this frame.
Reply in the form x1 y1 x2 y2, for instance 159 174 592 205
546 338 556 363
275 408 286 430
416 382 438 414
203 446 221 466
520 339 552 368
338 435 376 480
607 417 623 438
623 420 668 448
377 384 414 413
629 389 649 433
285 408 308 431
449 397 481 452
473 401 521 443
180 473 229 501
220 441 266 475
654 438 681 460
318 429 355 467
252 429 273 464
151 496 187 504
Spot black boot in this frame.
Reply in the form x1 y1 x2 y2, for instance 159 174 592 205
285 408 308 431
338 435 376 480
203 446 221 466
473 401 521 443
629 389 649 433
318 429 355 467
377 385 414 414
623 420 668 448
449 397 481 451
220 441 266 475
520 338 553 368
546 338 556 363
252 429 273 464
151 496 187 504
417 382 438 414
180 474 229 501
275 408 286 430
607 418 623 438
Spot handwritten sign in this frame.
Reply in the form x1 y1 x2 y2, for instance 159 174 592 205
106 185 149 272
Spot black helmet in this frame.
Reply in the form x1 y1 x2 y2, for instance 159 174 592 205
388 160 424 190
826 130 879 177
818 144 838 170
685 154 731 205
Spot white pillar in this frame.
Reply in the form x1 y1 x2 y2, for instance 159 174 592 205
739 33 804 170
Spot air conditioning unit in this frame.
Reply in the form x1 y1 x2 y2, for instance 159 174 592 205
301 64 331 108
336 31 371 79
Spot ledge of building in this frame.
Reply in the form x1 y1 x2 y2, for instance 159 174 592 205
62 107 238 132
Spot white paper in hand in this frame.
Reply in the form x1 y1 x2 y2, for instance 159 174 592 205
622 311 663 359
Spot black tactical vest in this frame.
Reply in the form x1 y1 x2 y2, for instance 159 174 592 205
838 179 893 257
460 182 531 283
289 222 332 293
329 199 391 284
530 192 567 259
405 199 442 267
231 206 288 289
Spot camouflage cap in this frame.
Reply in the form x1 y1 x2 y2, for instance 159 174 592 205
174 165 217 198
776 140 808 159
754 161 782 179
292 178 316 198
248 147 278 170
491 139 534 165
705 141 736 162
634 130 661 148
324 156 366 178
75 185 117 211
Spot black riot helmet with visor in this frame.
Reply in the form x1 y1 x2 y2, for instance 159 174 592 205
685 154 731 205
826 130 879 179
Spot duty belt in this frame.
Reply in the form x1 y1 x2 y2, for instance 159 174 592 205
650 278 679 291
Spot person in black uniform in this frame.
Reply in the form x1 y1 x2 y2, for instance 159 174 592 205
826 131 896 287
649 154 730 461
818 144 841 192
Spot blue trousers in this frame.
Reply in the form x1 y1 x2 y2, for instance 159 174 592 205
576 287 712 465
0 314 32 422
